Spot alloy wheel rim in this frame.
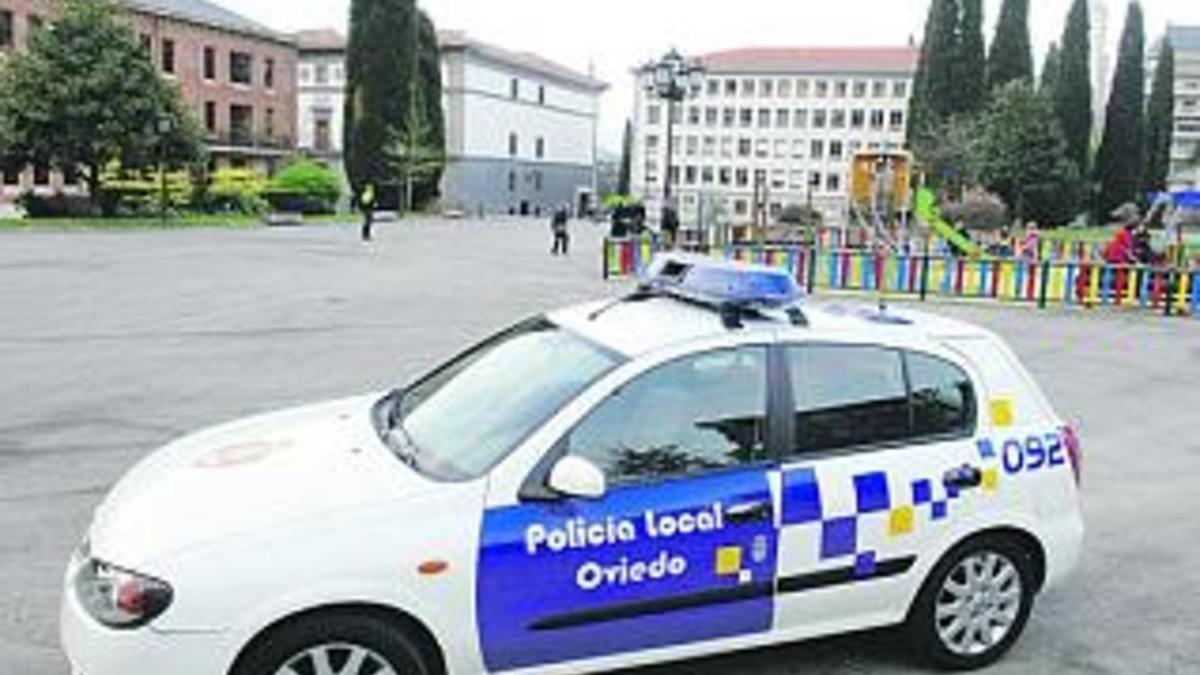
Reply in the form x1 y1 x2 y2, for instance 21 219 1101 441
273 642 399 675
934 551 1023 657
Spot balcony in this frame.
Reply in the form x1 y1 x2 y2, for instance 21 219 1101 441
205 130 295 156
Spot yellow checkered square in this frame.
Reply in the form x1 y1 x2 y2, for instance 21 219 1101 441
990 398 1015 428
982 468 1000 493
889 506 915 536
715 546 743 576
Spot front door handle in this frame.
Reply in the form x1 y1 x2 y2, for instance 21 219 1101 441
727 500 772 524
943 465 983 490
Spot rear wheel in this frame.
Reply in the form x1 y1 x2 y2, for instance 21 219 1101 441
906 537 1035 670
232 612 433 675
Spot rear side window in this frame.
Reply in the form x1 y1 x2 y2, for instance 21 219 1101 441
789 345 910 454
787 345 976 456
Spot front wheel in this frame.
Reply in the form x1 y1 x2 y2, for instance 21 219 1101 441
231 612 434 675
905 537 1036 670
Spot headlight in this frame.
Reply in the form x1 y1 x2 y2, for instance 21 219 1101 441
74 559 173 629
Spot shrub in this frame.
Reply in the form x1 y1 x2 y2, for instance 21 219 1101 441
17 191 96 218
263 158 341 215
778 203 823 228
940 189 1009 232
203 168 269 215
101 168 193 215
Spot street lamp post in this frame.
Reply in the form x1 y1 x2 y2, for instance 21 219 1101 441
156 114 173 225
647 49 704 226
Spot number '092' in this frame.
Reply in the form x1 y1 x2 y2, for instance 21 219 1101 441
1002 434 1067 475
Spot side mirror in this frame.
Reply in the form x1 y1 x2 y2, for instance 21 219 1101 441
547 456 607 500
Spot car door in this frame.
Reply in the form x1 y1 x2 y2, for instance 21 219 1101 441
771 342 984 632
476 345 780 672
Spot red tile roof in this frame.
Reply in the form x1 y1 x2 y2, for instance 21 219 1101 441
698 47 919 75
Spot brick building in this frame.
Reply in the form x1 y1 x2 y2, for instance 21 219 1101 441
0 0 297 206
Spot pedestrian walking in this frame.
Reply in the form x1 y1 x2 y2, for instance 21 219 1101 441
359 182 377 242
1020 221 1042 262
551 205 570 255
661 205 680 250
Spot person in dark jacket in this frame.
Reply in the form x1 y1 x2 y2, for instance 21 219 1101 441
551 206 570 255
359 183 377 242
661 205 680 249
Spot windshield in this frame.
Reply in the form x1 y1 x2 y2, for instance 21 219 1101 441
385 318 622 480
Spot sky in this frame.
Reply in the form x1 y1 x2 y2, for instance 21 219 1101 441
231 0 1200 152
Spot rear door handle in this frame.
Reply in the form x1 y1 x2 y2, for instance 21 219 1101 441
727 500 772 524
943 465 983 490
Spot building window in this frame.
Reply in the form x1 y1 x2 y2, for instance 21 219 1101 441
741 78 755 97
2 166 20 186
706 79 719 96
139 33 152 54
739 108 753 128
724 78 737 96
33 164 50 186
62 164 79 186
813 109 827 129
778 79 792 97
773 139 788 159
508 133 519 157
720 137 733 157
535 137 545 159
776 108 790 128
811 140 824 160
870 109 886 130
734 199 749 216
705 107 718 127
264 58 275 89
794 109 808 129
735 168 749 187
835 81 848 98
893 81 909 98
890 110 905 130
532 170 544 192
826 173 841 192
796 79 809 97
230 104 253 144
314 117 332 152
757 108 771 128
719 167 732 186
830 141 844 160
161 38 175 74
851 109 865 129
508 170 517 192
701 166 714 185
203 46 217 80
722 107 735 127
687 106 701 125
0 11 12 49
873 80 887 98
760 79 774 97
815 80 828 98
755 139 769 158
853 80 867 98
831 110 846 129
737 138 752 157
510 78 519 99
702 136 716 157
685 136 699 157
265 107 275 138
647 104 662 125
204 101 217 133
791 139 806 159
685 165 698 185
537 85 545 105
230 51 253 85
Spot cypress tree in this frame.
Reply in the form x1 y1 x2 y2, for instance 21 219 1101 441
413 10 446 204
1144 40 1175 195
988 0 1034 91
1095 1 1146 217
344 0 418 206
1055 0 1093 179
909 0 962 143
1040 43 1062 100
617 119 633 196
955 0 987 115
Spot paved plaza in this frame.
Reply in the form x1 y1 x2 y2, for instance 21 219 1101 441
2 218 1199 674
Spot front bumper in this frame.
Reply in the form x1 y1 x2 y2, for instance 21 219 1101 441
61 566 233 675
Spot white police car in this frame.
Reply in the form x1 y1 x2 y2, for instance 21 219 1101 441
62 255 1083 675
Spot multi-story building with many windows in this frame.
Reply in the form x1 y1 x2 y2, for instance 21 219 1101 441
0 0 296 207
1152 26 1200 189
630 47 918 227
295 29 346 172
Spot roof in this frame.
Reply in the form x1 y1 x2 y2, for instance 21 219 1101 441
438 30 607 92
294 28 346 53
1167 25 1200 52
694 46 920 75
121 0 290 44
550 296 988 359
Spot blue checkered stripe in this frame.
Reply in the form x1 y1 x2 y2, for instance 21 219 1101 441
780 466 961 577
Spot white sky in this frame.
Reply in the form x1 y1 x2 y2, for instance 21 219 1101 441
231 0 1200 152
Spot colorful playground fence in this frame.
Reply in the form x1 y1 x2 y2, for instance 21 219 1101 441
602 238 1200 318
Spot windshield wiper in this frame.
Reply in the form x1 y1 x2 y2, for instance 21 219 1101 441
380 389 422 470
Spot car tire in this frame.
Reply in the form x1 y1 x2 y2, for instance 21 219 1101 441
904 536 1036 671
231 610 435 675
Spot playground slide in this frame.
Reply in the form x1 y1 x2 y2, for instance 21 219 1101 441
915 187 981 257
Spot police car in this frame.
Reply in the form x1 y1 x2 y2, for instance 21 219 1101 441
62 255 1083 675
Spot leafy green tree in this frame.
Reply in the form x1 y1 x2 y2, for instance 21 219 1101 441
344 0 418 206
909 0 962 144
390 74 445 213
1055 0 1093 179
913 115 980 195
975 81 1080 226
265 158 342 214
1095 1 1146 218
988 0 1034 91
1040 43 1061 99
0 0 203 214
955 0 987 115
1144 40 1175 195
617 119 633 196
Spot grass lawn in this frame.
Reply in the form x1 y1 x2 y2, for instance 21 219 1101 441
0 213 358 231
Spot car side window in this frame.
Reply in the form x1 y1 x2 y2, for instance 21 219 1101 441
907 351 976 438
566 347 769 484
788 344 910 454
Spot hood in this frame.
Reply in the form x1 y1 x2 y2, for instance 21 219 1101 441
89 395 434 568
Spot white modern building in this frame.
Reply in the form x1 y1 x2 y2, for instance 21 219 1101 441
629 47 918 228
439 31 607 217
294 29 346 170
1159 25 1200 188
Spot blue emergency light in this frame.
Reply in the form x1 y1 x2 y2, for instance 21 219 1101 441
640 254 803 310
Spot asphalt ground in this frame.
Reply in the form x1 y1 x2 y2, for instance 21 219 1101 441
2 219 1199 674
